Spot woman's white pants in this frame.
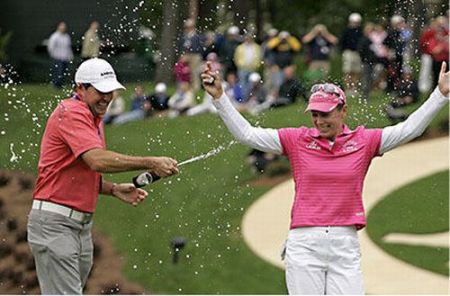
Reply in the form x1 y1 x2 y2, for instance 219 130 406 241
285 226 364 295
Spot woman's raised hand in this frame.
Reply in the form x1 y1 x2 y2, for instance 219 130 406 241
201 62 223 99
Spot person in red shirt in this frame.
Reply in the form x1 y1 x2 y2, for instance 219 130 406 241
174 54 192 86
27 58 179 294
426 16 449 87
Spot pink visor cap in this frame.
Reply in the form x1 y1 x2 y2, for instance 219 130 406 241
305 85 346 112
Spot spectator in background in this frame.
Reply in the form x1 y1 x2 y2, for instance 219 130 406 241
340 13 363 95
358 23 378 101
47 21 73 88
234 33 262 96
268 30 302 70
136 25 156 69
130 85 147 111
368 23 389 90
205 52 223 77
81 21 101 60
174 54 192 87
218 25 242 75
302 24 338 79
384 15 407 93
179 18 203 91
251 65 306 114
112 85 152 125
103 93 125 125
267 30 301 95
247 148 279 174
427 16 449 87
224 71 245 107
385 70 420 122
148 82 170 111
202 31 218 60
168 81 195 118
186 91 218 116
276 65 306 105
261 28 279 67
419 18 438 93
185 54 223 117
396 71 420 106
369 24 389 65
245 72 267 113
399 18 414 73
261 28 280 98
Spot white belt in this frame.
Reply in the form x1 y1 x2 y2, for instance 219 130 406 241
32 200 93 224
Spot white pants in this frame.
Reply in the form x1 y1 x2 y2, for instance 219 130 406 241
285 226 364 295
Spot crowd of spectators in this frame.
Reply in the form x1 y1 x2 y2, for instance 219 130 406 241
46 12 449 173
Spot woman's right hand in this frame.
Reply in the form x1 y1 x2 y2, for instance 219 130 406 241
438 61 449 97
201 62 223 100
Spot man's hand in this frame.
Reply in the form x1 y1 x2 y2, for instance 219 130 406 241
201 61 223 100
149 156 179 177
112 183 148 206
438 61 449 97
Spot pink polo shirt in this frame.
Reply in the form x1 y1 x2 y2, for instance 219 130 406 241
33 96 105 213
278 125 382 229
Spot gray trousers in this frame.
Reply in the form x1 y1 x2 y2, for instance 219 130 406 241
27 209 94 294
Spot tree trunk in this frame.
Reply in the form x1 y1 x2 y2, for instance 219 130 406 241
255 0 263 42
232 0 250 32
189 0 198 21
410 0 426 55
155 0 179 84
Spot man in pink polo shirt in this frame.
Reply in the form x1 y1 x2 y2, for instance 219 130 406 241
27 58 179 294
201 62 449 294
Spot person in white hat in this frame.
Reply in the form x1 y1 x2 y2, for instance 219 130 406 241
218 25 242 74
27 58 179 294
201 61 450 294
148 82 170 111
340 12 363 94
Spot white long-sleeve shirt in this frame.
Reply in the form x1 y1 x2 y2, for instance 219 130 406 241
211 87 448 155
47 31 73 61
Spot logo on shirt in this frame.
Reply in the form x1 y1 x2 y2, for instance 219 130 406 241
355 211 364 216
306 140 321 150
342 140 358 153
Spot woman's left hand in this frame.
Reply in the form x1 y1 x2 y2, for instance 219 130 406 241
438 61 449 97
112 183 148 206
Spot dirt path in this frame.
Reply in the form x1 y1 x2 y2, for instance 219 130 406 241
242 137 449 294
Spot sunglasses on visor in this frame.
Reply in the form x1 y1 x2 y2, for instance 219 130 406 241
310 83 342 95
310 84 346 105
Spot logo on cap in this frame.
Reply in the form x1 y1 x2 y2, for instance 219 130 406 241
100 71 114 77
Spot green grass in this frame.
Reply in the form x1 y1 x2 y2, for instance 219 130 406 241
0 82 448 293
367 170 449 276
